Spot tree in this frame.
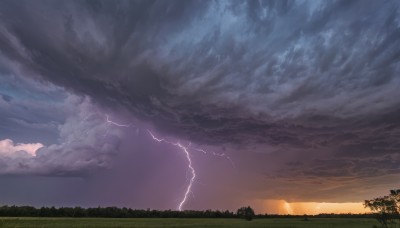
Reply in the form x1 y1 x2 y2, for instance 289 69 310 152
364 189 400 228
390 189 400 212
237 206 255 221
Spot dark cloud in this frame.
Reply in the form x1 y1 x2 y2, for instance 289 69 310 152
0 74 65 144
0 0 399 207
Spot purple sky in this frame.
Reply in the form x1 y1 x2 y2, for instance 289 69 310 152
0 0 399 213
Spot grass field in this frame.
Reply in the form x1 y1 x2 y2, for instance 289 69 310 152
0 217 381 228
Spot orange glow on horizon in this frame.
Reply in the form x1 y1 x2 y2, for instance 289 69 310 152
255 200 371 215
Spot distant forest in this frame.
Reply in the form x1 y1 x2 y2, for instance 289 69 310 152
0 205 375 219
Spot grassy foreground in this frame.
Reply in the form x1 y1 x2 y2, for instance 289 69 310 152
0 217 379 228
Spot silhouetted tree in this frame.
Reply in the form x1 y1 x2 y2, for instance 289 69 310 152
237 206 255 221
390 189 400 212
364 189 400 228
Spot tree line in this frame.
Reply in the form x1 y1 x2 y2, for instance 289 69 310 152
0 206 237 218
0 205 377 219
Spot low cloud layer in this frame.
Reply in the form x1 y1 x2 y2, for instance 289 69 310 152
0 0 399 208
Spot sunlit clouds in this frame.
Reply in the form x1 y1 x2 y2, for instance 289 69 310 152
0 139 43 157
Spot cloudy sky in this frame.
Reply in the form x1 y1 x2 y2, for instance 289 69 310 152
0 0 399 214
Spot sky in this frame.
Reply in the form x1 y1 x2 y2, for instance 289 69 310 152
0 0 399 215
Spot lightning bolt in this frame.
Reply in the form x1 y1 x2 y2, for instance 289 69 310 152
147 130 195 211
106 114 132 127
104 114 234 211
191 148 235 168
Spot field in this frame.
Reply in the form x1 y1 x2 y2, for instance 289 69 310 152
0 217 380 228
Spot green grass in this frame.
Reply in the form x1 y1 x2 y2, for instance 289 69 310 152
0 217 380 228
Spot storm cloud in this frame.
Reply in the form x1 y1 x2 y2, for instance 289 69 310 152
0 0 399 210
0 95 123 175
